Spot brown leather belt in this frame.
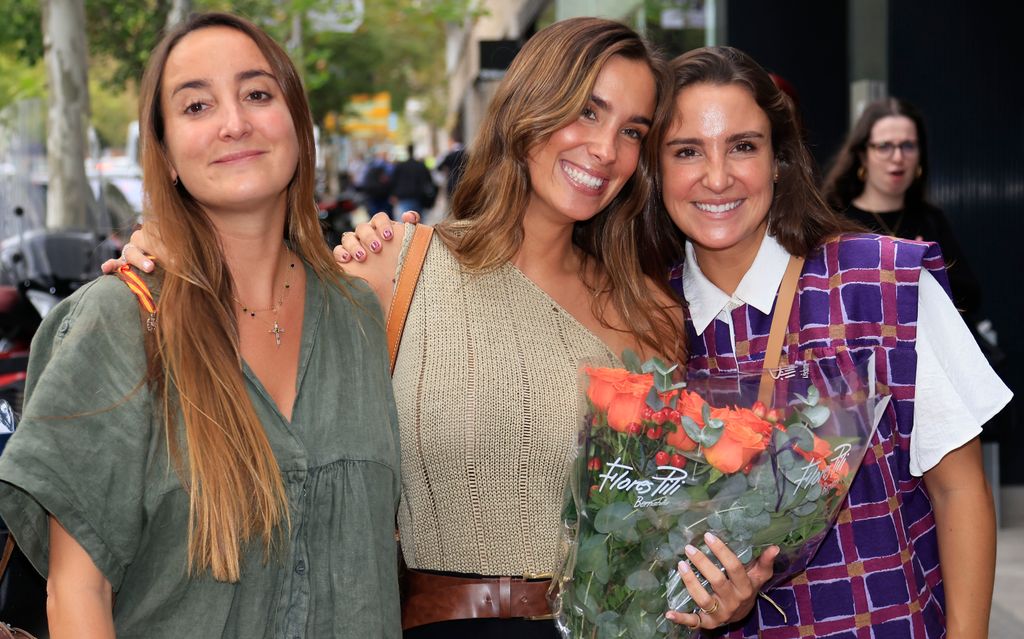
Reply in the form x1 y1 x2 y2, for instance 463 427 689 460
401 568 554 630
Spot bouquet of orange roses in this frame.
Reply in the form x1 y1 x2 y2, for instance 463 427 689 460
551 354 884 639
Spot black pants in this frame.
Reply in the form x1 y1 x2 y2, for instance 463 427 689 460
404 618 560 638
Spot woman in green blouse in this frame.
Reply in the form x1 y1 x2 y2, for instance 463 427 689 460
0 13 400 638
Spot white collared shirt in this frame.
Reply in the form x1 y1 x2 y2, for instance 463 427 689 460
682 233 1012 476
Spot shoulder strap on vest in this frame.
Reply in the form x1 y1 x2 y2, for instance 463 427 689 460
386 224 433 375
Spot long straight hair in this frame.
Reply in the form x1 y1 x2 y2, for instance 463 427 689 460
437 17 685 361
821 97 931 211
643 46 858 264
138 12 346 582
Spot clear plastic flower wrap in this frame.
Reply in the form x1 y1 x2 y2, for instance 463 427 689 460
550 353 887 639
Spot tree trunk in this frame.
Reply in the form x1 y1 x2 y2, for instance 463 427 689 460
166 0 192 30
42 0 92 230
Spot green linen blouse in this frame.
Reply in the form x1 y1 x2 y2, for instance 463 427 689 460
0 267 401 638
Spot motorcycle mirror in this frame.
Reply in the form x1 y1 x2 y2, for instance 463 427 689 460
0 399 15 433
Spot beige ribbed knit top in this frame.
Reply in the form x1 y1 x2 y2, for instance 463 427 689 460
393 234 618 576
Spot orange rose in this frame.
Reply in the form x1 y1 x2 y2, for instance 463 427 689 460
703 406 770 473
795 434 832 463
730 406 774 439
606 374 653 432
675 390 707 427
586 367 631 411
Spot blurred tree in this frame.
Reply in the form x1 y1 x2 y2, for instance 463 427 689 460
43 0 94 230
302 0 478 129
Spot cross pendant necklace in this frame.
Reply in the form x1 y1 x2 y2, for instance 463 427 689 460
234 249 296 348
269 320 285 347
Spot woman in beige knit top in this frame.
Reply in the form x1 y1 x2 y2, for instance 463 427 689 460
336 18 776 639
116 17 776 638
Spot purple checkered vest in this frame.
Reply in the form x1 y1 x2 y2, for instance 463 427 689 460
670 234 951 639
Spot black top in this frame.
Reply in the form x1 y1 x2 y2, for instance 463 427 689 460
844 202 982 317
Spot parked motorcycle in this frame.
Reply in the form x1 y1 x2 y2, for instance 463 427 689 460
0 206 119 417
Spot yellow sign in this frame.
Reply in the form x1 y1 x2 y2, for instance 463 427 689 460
342 92 394 140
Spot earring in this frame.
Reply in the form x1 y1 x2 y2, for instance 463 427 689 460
172 176 179 186
773 172 779 183
857 166 866 181
915 166 923 178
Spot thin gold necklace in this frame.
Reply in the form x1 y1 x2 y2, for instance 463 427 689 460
864 207 906 237
234 249 297 347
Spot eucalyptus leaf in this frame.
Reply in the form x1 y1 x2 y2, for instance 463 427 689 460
700 426 723 448
576 534 610 582
624 602 658 638
739 490 766 516
681 415 703 441
805 386 820 406
645 385 666 412
801 404 831 429
595 502 634 534
785 423 815 452
625 568 660 592
621 349 643 374
701 402 712 425
793 500 819 516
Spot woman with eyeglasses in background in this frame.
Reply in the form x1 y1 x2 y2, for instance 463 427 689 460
822 98 982 318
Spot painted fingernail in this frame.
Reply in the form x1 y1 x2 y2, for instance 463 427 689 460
338 252 350 262
678 560 691 574
704 532 719 545
383 228 393 240
355 250 365 260
143 261 153 271
685 544 698 557
370 240 381 252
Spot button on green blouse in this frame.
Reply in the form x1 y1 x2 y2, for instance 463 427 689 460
0 267 401 638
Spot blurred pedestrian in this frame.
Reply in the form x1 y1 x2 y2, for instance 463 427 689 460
361 148 393 218
389 144 436 218
822 98 982 317
437 136 467 201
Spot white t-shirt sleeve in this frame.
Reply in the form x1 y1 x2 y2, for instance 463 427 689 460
910 270 1012 476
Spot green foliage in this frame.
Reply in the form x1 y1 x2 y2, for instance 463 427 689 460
0 51 46 111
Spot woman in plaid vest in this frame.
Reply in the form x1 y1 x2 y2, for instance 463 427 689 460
651 47 1011 638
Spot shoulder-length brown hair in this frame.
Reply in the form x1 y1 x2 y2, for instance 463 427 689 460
437 17 685 361
139 12 345 582
822 97 930 211
643 46 858 265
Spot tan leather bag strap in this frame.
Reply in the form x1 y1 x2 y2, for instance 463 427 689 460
758 255 804 407
386 225 433 375
0 534 14 580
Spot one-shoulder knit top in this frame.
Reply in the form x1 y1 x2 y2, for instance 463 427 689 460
392 230 618 576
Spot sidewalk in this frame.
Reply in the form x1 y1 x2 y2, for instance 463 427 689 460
991 524 1024 637
990 484 1024 638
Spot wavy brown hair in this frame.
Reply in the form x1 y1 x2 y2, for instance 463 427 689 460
437 17 684 361
643 46 859 264
139 12 346 582
821 97 930 211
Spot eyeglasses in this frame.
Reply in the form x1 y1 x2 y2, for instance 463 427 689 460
866 140 919 158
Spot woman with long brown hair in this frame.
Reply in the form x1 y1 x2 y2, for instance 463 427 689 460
0 13 400 638
118 16 777 638
329 18 778 637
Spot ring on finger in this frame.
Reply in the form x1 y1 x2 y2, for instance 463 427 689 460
700 598 720 615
